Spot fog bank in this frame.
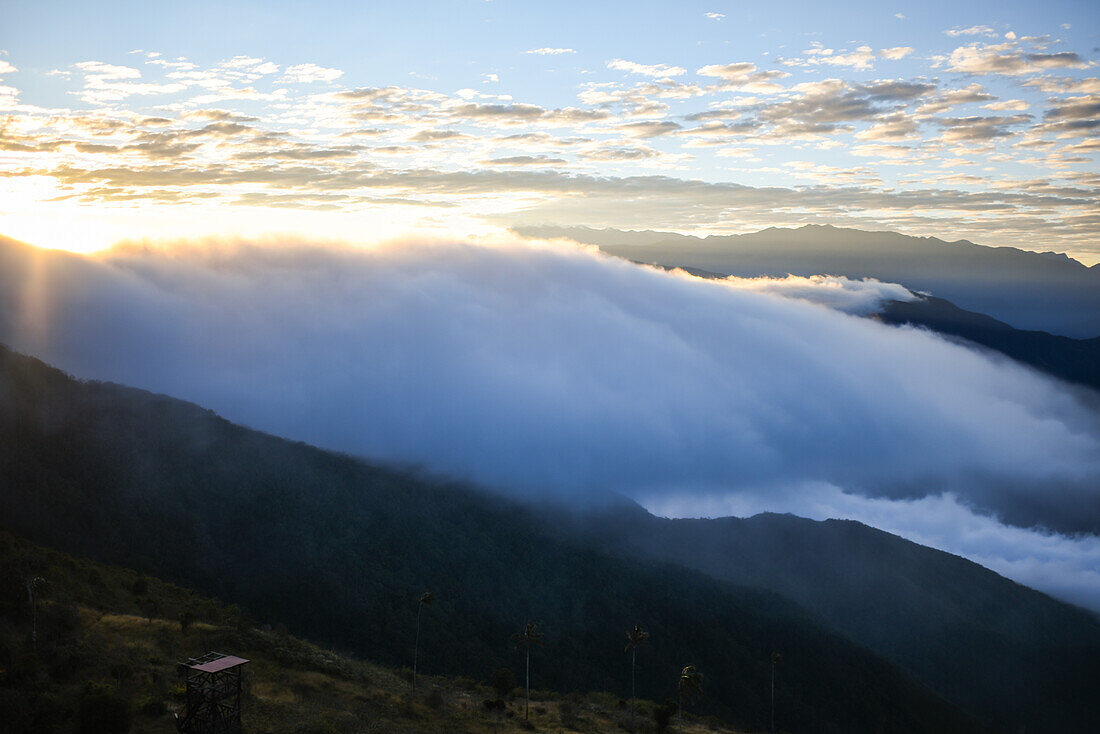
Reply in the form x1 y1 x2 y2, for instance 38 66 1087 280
3 235 1098 608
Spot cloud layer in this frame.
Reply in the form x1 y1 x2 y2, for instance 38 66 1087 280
2 236 1099 608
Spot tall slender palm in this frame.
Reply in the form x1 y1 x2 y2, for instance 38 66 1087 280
625 625 650 733
770 651 783 732
26 576 45 652
511 622 546 721
677 664 702 734
412 590 433 691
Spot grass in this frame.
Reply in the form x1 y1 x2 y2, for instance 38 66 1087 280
0 532 748 734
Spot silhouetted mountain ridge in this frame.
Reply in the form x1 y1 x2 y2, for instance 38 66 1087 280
516 224 1100 337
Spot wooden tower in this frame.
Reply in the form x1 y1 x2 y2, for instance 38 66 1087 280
176 652 249 734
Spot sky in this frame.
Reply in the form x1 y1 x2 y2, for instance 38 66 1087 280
1 0 1099 261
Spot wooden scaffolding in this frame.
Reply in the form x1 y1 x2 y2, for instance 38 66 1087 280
176 652 249 734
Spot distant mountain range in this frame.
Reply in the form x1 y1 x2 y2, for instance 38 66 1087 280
876 295 1100 391
3 344 1099 732
564 503 1100 733
515 224 1100 338
648 261 1100 392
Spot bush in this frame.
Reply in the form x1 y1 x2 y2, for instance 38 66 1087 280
653 700 675 734
78 685 132 734
295 717 337 734
136 695 168 716
559 696 580 728
491 667 515 699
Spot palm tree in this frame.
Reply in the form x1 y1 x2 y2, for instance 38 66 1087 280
412 590 433 691
770 651 783 732
26 576 45 652
677 664 702 734
511 622 546 721
625 625 650 732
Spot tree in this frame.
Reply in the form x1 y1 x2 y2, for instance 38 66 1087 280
625 624 651 733
26 576 45 651
412 590 433 691
677 664 702 734
511 622 546 721
771 651 783 732
139 597 159 624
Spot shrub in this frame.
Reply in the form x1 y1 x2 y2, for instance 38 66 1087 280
490 667 515 699
295 716 337 734
78 685 132 734
559 696 580 728
653 700 675 734
136 695 168 716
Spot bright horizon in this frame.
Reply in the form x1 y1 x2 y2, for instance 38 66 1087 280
1 0 1098 263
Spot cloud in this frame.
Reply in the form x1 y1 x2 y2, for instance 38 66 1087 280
944 42 1089 76
645 485 1100 612
527 48 576 56
616 120 682 138
481 155 566 166
607 59 687 78
935 114 1032 142
879 47 913 60
714 273 916 314
219 56 279 75
3 236 1099 609
704 12 725 21
783 45 878 71
279 63 343 84
696 62 788 91
4 41 1100 262
945 25 997 38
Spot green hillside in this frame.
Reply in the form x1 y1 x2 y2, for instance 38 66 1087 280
0 344 982 734
0 531 753 734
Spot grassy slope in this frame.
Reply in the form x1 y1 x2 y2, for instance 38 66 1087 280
0 531 743 734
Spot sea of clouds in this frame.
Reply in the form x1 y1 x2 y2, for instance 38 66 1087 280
3 235 1099 610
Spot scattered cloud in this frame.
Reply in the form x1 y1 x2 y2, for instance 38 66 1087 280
279 63 343 84
705 12 725 21
879 47 913 60
607 58 687 78
944 42 1089 76
1 29 1098 262
526 47 576 55
945 25 997 38
783 44 878 71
